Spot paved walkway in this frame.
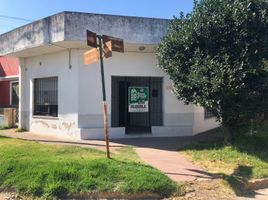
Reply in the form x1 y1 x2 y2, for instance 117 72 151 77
236 189 268 200
112 137 217 182
136 148 209 182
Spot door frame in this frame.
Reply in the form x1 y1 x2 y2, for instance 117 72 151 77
111 76 163 134
9 80 19 106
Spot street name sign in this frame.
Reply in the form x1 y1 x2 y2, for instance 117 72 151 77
87 30 97 48
103 35 124 53
84 48 99 65
103 40 112 58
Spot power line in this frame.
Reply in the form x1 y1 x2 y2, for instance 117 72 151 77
0 15 33 22
0 18 30 24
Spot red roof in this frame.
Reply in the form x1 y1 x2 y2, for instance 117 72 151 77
0 57 19 77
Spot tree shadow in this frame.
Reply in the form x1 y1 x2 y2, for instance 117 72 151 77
234 135 268 163
0 135 9 139
180 133 268 198
187 165 261 198
179 133 268 163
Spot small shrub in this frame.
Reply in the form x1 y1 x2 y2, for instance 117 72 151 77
0 126 11 130
15 128 27 132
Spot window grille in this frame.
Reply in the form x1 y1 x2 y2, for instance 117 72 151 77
34 77 58 117
204 108 214 119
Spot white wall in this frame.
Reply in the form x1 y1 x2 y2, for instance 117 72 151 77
193 106 220 135
21 50 80 139
77 51 194 129
20 49 219 139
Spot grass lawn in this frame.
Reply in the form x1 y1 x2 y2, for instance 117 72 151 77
182 133 268 193
0 135 180 199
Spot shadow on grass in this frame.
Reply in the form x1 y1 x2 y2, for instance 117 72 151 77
180 134 268 198
187 166 258 198
0 135 9 139
179 134 268 163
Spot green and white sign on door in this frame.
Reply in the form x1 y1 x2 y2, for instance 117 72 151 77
128 87 149 112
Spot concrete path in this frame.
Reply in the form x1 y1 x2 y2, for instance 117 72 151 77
135 147 210 182
111 137 217 182
236 189 268 200
0 130 127 152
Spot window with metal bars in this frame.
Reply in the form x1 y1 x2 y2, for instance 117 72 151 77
204 108 214 119
34 77 58 117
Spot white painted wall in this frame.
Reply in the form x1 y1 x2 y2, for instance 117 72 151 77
193 106 220 135
77 51 194 126
19 49 220 139
21 50 80 139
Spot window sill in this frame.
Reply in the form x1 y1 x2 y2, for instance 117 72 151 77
32 115 59 120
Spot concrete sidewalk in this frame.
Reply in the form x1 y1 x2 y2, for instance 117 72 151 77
135 147 210 182
0 130 127 152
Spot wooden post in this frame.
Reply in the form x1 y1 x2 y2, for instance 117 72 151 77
97 35 110 159
85 30 124 159
103 101 110 158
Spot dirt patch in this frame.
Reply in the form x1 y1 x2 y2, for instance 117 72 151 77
0 192 28 200
170 179 237 200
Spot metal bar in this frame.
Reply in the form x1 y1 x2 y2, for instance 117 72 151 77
97 35 110 159
149 77 151 129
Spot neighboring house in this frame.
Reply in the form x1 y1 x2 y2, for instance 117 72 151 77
0 57 19 108
0 12 219 139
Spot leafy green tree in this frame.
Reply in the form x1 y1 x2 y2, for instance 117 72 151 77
157 0 268 141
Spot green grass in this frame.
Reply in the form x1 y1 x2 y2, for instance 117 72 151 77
182 134 268 193
0 136 179 199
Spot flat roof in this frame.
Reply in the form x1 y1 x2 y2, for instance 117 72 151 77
0 11 170 57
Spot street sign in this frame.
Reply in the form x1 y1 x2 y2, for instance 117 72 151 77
84 48 99 65
128 87 149 112
103 40 112 58
83 30 125 158
103 35 124 53
87 30 97 48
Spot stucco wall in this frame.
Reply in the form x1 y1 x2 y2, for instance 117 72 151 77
21 50 80 139
193 106 220 135
20 49 219 139
77 50 194 129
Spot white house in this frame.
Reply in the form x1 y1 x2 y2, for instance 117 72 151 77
0 12 219 139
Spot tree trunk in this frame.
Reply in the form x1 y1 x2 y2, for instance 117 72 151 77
221 125 234 145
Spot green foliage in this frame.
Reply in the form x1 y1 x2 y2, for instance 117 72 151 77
0 137 179 199
0 125 11 130
15 127 27 132
157 0 268 130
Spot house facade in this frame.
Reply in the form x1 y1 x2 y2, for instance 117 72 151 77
0 57 19 108
0 12 219 139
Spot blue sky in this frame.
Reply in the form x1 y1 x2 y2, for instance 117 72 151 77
0 0 194 34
